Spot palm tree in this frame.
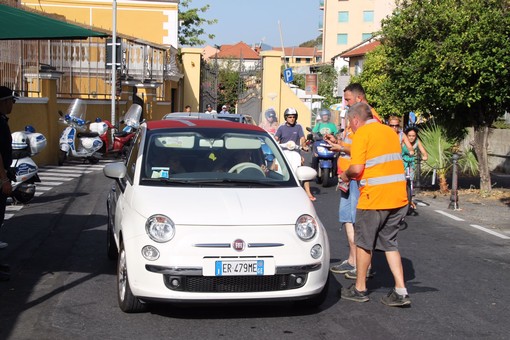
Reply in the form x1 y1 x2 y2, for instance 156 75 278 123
419 121 454 194
419 120 479 194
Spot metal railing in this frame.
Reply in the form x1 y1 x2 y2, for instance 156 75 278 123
0 37 178 100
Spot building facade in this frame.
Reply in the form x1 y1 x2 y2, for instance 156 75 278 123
320 0 394 65
21 0 179 47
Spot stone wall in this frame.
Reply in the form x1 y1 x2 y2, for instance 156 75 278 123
461 128 510 174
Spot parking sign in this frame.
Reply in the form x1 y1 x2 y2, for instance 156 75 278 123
284 68 293 83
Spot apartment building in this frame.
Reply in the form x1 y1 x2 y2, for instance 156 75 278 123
320 0 394 65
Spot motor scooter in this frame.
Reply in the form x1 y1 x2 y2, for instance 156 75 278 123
58 99 103 165
92 104 141 159
306 127 337 187
9 126 47 203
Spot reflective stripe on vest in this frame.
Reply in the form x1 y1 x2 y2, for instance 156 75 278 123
365 152 402 168
359 173 406 187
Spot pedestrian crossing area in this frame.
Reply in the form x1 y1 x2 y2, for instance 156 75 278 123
5 159 117 220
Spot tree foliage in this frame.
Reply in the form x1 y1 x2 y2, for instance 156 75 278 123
178 0 217 47
359 0 510 192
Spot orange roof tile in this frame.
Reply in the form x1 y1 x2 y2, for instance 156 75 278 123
217 41 260 59
340 41 380 58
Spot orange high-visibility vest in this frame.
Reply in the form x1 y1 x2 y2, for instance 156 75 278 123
350 120 408 210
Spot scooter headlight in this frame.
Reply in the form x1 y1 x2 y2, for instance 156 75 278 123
295 214 317 241
146 214 175 243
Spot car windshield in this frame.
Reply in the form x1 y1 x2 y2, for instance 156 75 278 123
140 128 297 187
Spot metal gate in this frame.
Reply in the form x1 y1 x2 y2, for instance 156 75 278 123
199 59 218 112
236 58 262 124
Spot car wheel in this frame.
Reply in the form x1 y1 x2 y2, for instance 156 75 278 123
117 242 146 313
297 273 330 308
106 207 118 260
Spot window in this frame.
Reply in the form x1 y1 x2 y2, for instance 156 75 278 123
363 10 374 23
338 11 349 23
337 34 348 45
362 33 372 41
296 58 302 63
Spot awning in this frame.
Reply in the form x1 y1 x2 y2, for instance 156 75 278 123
0 4 108 40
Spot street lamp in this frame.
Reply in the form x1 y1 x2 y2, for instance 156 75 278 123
110 0 117 135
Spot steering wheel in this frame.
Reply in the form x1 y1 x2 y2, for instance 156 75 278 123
228 162 265 176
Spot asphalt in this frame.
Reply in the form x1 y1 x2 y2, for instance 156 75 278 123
413 172 510 234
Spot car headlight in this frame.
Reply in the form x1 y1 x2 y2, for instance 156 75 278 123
146 214 175 243
295 214 317 241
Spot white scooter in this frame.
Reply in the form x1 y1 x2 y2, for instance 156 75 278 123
10 126 47 203
58 99 103 165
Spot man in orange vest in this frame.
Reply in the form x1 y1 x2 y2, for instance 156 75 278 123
339 102 410 307
329 83 379 279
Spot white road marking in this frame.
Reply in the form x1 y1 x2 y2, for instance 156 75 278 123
434 210 465 221
469 224 510 240
6 206 23 211
35 186 52 191
4 213 14 220
39 177 74 182
37 172 82 177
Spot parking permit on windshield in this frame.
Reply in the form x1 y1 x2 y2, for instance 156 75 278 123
151 167 169 178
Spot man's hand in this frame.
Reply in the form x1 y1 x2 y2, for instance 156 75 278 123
2 181 12 196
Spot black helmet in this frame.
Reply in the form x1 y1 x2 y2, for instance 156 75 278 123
284 107 298 120
318 108 331 118
265 108 277 120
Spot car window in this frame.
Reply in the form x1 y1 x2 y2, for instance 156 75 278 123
140 129 297 187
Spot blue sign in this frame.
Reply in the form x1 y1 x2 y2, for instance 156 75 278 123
283 68 293 83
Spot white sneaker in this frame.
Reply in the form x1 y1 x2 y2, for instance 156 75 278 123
0 241 8 249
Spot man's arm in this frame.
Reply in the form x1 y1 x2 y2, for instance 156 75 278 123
340 164 364 182
0 153 12 196
402 134 415 155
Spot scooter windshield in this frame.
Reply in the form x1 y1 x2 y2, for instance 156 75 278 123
61 99 87 129
123 105 142 129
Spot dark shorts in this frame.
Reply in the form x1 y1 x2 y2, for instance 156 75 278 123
354 205 408 252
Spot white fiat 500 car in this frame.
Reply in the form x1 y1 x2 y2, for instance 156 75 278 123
104 119 330 313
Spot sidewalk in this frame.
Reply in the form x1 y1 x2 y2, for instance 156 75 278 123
415 172 510 233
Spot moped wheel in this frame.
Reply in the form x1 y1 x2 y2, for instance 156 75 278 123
58 150 66 166
12 185 35 204
88 156 99 164
321 168 330 187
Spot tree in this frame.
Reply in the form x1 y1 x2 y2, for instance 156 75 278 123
378 0 510 193
178 0 217 47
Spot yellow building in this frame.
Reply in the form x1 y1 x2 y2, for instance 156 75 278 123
21 0 179 47
320 0 394 63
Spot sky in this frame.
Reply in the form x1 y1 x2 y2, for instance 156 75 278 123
185 0 322 47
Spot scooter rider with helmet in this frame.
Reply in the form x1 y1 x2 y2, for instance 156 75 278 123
313 108 338 135
275 108 316 201
259 108 279 135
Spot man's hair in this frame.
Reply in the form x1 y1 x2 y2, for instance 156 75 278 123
388 115 401 123
347 102 373 121
344 83 366 97
185 105 191 109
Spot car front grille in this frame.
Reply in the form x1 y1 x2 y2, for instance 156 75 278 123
163 274 308 293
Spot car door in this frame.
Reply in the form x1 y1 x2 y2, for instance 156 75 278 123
114 129 143 235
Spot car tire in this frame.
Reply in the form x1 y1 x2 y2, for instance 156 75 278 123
117 242 146 313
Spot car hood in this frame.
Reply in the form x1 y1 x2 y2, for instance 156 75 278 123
130 186 316 225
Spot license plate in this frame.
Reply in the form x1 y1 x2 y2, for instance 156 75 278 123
215 260 264 276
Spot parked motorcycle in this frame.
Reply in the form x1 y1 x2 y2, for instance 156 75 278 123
58 99 103 165
92 104 141 159
306 127 337 187
10 126 47 203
